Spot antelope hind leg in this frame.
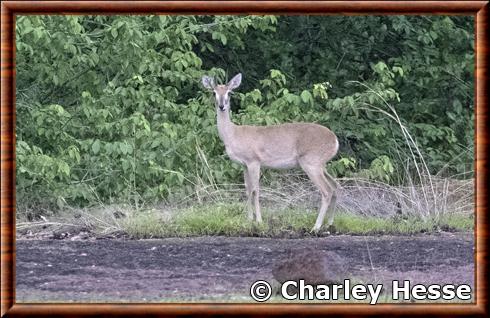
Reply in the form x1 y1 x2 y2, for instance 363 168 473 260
300 163 334 232
323 171 338 227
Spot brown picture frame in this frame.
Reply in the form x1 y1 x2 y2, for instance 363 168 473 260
1 1 488 316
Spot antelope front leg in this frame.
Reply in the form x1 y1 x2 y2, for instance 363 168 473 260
244 169 254 220
247 162 262 223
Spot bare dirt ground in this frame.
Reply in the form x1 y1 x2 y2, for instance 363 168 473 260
16 233 474 303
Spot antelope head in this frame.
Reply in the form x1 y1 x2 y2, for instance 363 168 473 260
202 73 242 112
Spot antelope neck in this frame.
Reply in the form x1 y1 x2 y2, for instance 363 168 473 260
217 108 236 145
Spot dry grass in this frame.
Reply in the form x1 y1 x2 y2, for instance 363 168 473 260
16 170 474 238
162 170 474 219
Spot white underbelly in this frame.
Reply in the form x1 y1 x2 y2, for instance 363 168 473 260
262 157 298 169
225 146 298 169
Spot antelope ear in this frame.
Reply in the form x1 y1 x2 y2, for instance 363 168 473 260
227 73 242 90
202 76 215 90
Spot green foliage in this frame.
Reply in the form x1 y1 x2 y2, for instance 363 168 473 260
15 15 474 210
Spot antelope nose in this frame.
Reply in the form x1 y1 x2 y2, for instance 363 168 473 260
219 105 225 111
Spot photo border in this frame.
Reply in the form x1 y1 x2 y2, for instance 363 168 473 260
1 1 488 316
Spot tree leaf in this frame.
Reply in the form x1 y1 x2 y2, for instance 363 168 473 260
92 140 100 154
300 90 312 104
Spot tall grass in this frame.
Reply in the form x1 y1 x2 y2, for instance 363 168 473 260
17 179 473 238
352 81 473 220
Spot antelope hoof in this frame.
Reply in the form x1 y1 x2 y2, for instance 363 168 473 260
310 225 322 233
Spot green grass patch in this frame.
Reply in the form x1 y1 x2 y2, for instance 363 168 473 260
122 202 473 239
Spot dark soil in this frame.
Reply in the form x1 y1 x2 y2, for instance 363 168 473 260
16 232 474 302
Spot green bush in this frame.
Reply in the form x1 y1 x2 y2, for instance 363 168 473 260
15 15 474 210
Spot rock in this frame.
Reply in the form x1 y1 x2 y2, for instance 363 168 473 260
272 249 349 286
